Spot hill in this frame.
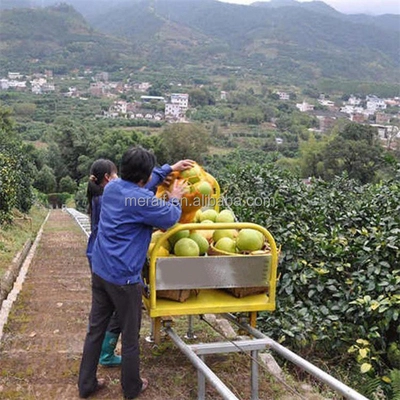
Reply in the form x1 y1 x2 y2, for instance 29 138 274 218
0 4 136 74
83 0 399 83
0 0 399 85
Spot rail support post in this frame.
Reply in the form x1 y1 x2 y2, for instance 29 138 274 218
251 350 259 400
185 315 197 340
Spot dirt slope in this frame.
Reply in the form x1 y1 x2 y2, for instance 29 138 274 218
0 209 329 400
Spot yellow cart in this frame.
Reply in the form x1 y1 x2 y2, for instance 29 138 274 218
143 222 279 343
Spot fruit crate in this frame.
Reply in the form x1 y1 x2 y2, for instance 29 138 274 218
143 222 279 319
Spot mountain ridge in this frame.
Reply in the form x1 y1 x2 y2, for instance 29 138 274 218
0 0 399 85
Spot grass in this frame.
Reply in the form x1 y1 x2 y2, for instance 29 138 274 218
0 205 48 279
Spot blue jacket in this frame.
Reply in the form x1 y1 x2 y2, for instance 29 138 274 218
86 164 172 264
91 176 181 286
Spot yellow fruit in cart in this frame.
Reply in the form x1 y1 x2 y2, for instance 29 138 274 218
215 237 236 254
193 220 215 242
147 243 170 257
199 209 218 222
151 230 171 250
168 225 190 247
236 229 264 252
216 209 235 223
194 209 203 222
189 233 209 255
174 238 200 257
212 229 236 243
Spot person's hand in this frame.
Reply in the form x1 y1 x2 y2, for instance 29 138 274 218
171 159 195 172
166 179 188 201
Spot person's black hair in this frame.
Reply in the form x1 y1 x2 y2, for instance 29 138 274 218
120 146 156 184
87 159 117 215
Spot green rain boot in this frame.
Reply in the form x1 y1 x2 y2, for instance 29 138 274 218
99 331 122 367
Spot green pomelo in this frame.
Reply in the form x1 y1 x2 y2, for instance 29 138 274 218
194 219 214 241
194 209 203 222
215 237 236 254
168 225 190 247
174 238 200 257
199 209 218 222
181 165 201 183
215 209 235 223
213 229 236 243
236 229 264 252
189 233 209 255
197 181 213 196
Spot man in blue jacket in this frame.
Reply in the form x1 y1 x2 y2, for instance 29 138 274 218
78 146 187 399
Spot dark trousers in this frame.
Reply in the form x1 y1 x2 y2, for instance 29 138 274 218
78 273 143 399
88 259 121 335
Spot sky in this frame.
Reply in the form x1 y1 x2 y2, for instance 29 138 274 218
217 0 400 15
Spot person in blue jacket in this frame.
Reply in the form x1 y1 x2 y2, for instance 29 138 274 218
78 147 190 399
85 157 193 369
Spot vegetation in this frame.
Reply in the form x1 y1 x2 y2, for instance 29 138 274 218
0 108 35 224
206 150 400 398
0 2 399 397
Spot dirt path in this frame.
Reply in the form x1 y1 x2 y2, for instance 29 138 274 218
0 209 330 400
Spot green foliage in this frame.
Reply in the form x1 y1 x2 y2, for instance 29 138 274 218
299 123 395 184
0 107 34 224
34 165 56 194
207 153 400 393
390 369 400 400
59 176 77 194
155 123 210 165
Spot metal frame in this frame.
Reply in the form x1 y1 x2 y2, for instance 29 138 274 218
166 326 272 400
223 313 370 400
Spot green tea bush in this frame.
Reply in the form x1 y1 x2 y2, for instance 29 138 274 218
210 159 400 396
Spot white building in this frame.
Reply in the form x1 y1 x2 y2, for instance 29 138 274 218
296 101 314 112
347 95 361 106
8 72 22 80
165 103 182 119
276 91 290 100
0 79 9 90
366 95 386 113
170 93 189 110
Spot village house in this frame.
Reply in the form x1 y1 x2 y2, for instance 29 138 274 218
296 100 314 112
276 91 290 100
366 95 386 113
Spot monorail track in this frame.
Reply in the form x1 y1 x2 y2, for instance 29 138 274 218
67 208 368 400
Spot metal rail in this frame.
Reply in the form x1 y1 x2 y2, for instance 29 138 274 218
223 313 369 400
65 208 91 238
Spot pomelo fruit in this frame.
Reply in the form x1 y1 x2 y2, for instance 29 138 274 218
147 243 170 257
174 238 200 257
168 225 190 247
215 209 235 223
197 181 212 196
180 165 201 184
236 229 264 252
189 232 209 255
194 209 203 222
212 229 236 243
199 209 218 222
215 237 236 254
194 220 214 241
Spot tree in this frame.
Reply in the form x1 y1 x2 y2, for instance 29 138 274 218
59 176 77 194
0 107 34 223
34 165 57 194
155 123 210 164
188 88 215 107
